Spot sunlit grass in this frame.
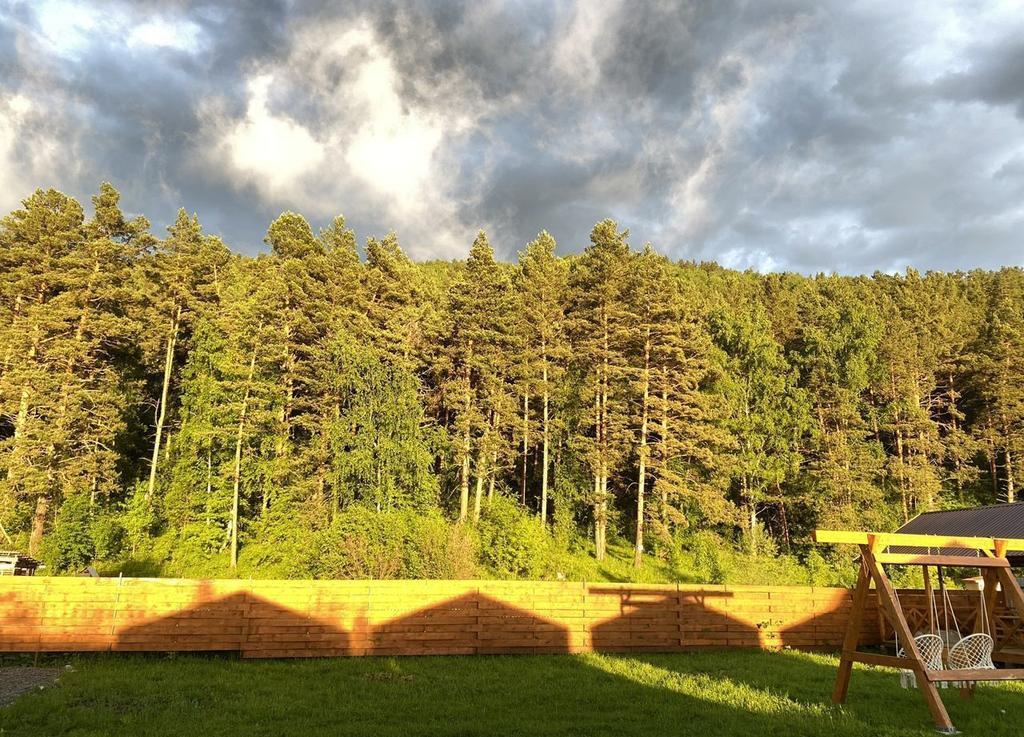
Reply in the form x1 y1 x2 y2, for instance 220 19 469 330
2 650 1021 736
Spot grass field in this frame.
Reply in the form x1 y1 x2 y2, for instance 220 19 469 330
1 650 1021 736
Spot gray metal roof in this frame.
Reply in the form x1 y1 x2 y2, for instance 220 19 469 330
893 502 1024 565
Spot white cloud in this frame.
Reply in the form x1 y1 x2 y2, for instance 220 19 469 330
196 18 482 258
126 18 203 52
220 74 325 198
33 0 100 58
0 90 78 213
552 1 623 92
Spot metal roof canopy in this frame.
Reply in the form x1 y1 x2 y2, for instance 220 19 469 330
893 502 1024 566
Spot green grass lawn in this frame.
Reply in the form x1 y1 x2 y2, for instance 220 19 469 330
2 650 1021 736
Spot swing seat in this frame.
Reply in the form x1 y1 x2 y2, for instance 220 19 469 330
897 634 945 689
946 632 995 689
947 633 995 670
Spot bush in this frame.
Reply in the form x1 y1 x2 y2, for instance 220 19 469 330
311 508 479 580
311 507 408 579
90 513 126 560
41 494 94 573
477 494 559 578
121 486 157 554
166 523 231 578
404 512 478 579
236 509 318 579
689 531 727 584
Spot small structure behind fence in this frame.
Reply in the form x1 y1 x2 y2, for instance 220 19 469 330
0 551 39 577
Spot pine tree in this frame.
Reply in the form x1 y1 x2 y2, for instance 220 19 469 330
648 269 733 552
567 220 632 560
972 268 1024 503
443 232 516 522
794 277 887 529
142 208 230 504
515 231 568 524
0 185 151 556
711 302 809 550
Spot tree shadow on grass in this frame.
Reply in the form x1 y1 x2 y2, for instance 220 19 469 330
5 583 1023 736
4 648 994 737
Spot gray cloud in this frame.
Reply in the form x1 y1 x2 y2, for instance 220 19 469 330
0 0 1022 272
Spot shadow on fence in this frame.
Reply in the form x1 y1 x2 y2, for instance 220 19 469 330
0 578 894 658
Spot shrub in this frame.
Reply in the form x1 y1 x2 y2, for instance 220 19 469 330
477 494 559 578
404 512 478 579
40 494 94 573
689 531 727 584
310 508 479 580
236 510 318 579
311 507 407 579
90 513 126 560
121 486 157 554
167 523 231 578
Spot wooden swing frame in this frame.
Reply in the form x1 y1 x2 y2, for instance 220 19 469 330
815 529 1024 733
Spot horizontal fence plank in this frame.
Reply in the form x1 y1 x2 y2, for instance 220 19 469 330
0 577 964 657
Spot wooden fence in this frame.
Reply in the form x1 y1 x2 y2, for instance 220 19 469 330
0 578 897 658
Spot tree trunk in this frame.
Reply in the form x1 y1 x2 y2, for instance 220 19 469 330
521 393 529 505
473 443 486 524
459 361 472 523
634 328 650 569
28 495 49 557
490 410 499 502
778 499 791 552
659 383 669 523
147 305 181 502
205 447 213 526
541 355 550 525
230 344 258 570
459 425 471 522
593 391 603 560
895 427 908 522
1007 447 1016 504
596 312 610 562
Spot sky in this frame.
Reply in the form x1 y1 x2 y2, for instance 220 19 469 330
1 1 1023 273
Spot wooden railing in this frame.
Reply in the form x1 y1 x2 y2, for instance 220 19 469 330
0 578 884 658
888 588 1024 663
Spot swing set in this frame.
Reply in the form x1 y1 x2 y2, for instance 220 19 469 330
815 529 1024 734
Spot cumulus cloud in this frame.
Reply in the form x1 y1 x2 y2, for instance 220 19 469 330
0 88 80 213
195 16 483 257
1 0 1023 272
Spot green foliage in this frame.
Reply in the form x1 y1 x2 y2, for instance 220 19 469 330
90 512 126 560
689 531 727 585
4 185 1023 585
477 495 561 578
40 495 94 573
308 508 477 580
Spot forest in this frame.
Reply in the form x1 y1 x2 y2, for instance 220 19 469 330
1 184 1022 584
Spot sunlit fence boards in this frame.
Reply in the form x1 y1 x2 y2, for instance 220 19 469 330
0 577 962 658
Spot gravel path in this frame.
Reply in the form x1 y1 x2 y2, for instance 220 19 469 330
0 667 61 707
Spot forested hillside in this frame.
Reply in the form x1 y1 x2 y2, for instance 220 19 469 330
1 185 1021 582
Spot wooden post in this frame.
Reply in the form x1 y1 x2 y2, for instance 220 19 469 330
862 545 954 733
923 565 934 634
833 554 871 704
876 586 889 643
994 565 1024 617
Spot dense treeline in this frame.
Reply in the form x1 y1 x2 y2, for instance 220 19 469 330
1 185 1022 580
